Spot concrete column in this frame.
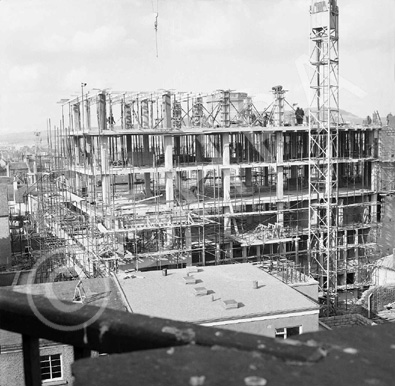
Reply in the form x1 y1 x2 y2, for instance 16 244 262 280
162 93 171 129
144 174 152 198
75 172 81 193
373 128 379 158
98 93 107 132
73 104 81 131
185 226 192 266
295 238 299 265
143 134 152 197
85 135 92 168
174 136 181 156
222 133 231 235
201 242 206 266
244 132 253 163
291 165 298 189
196 135 204 163
245 168 252 187
256 245 261 261
242 246 247 262
343 232 348 282
222 133 230 190
85 97 91 131
354 229 359 284
221 91 230 128
124 104 132 130
371 161 379 191
223 168 231 233
350 131 355 157
245 167 253 226
279 242 286 258
226 241 234 261
164 135 173 208
276 131 284 227
263 167 269 186
128 174 133 194
195 134 205 197
276 131 284 199
101 136 110 205
174 135 182 200
141 99 149 129
74 137 80 166
371 194 378 223
126 135 132 167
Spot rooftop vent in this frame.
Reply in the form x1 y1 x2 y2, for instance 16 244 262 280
183 276 197 285
193 287 208 296
187 267 199 274
222 299 239 310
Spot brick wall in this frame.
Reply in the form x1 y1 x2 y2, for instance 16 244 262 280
0 224 12 268
0 344 74 386
359 285 395 313
377 195 395 254
320 314 374 329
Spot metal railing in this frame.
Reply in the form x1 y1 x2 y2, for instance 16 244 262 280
0 288 324 386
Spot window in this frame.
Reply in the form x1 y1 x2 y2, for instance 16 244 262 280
275 326 302 339
40 354 62 381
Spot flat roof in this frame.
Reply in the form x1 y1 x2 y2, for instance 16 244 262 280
117 263 319 324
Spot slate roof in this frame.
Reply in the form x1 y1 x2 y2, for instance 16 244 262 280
376 254 395 271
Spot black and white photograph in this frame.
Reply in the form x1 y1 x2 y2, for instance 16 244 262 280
0 1 395 385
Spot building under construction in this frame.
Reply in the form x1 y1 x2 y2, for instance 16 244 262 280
23 0 395 307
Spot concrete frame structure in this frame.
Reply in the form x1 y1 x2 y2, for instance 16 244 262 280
20 1 395 308
25 85 395 304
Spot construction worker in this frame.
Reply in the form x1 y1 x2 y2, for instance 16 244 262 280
107 115 115 126
295 108 304 125
263 113 269 127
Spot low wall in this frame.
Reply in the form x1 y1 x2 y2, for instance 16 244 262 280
320 314 374 329
360 285 395 313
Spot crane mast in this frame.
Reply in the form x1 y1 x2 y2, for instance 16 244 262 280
308 0 340 312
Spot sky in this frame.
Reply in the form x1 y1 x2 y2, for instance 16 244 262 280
0 0 394 133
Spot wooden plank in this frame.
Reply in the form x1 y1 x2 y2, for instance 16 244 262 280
22 335 41 386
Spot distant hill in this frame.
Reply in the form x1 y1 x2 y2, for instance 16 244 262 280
0 131 39 147
303 108 363 125
338 109 364 124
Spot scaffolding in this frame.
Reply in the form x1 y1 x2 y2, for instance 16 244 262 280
17 82 389 304
17 2 393 308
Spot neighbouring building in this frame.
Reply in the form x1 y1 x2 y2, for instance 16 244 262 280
117 263 320 339
0 276 127 386
372 253 395 286
0 184 11 269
